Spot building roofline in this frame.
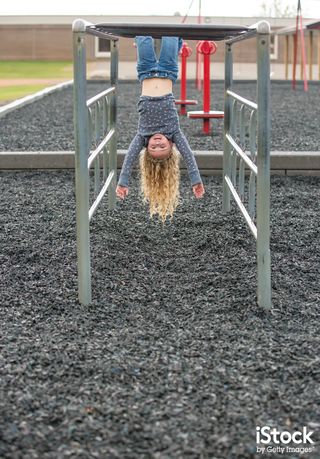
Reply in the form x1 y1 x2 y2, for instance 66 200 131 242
277 19 320 34
0 14 309 28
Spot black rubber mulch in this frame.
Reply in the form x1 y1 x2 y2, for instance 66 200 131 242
0 80 319 152
1 170 319 459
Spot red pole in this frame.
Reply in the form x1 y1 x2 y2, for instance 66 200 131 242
292 13 299 90
299 13 308 91
203 53 210 133
181 55 187 114
196 52 202 91
292 0 308 91
197 40 217 135
179 42 192 115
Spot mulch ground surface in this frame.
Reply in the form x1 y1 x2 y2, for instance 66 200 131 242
0 81 319 152
0 81 319 458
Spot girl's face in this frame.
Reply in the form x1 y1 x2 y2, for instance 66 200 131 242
147 134 172 160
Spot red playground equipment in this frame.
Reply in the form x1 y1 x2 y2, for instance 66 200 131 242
187 40 224 135
175 42 198 115
292 0 308 91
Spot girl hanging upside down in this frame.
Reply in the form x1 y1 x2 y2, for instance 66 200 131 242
116 35 205 222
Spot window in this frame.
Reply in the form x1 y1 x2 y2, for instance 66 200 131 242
95 38 111 58
270 34 278 60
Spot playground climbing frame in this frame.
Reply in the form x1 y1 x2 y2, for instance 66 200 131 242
223 22 271 310
72 20 272 309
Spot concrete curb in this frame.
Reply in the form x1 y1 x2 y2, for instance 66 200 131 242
0 80 74 119
1 150 320 176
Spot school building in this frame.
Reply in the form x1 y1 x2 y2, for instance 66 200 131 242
0 15 319 80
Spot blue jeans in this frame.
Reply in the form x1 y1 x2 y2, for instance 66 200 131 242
136 36 183 83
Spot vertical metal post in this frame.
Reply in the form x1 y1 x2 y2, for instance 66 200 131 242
223 43 233 212
238 105 245 200
318 31 320 81
94 104 101 196
108 39 118 210
248 109 257 219
73 21 92 305
102 98 108 182
256 24 271 310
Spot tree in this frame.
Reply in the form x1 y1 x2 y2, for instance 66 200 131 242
260 0 296 17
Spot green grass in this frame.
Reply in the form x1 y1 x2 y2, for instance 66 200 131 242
0 61 73 78
0 60 73 103
0 85 52 103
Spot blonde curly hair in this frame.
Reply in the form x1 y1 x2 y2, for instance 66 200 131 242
139 146 180 222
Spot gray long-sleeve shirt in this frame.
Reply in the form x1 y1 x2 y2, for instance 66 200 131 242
118 93 202 187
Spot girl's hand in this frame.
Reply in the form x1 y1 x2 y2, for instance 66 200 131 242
116 185 129 200
192 183 205 199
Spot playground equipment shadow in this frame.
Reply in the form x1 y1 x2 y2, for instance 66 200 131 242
0 170 319 458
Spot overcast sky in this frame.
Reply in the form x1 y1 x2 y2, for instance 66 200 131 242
0 0 319 18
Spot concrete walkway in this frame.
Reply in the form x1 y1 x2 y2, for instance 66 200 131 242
88 61 320 82
1 150 319 176
0 78 71 88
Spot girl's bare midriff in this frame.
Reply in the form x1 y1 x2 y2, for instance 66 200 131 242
141 78 173 97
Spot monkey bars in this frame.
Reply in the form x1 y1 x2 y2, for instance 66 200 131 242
73 19 271 309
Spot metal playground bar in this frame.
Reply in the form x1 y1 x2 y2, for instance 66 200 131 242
223 22 271 310
72 20 271 309
73 19 118 306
